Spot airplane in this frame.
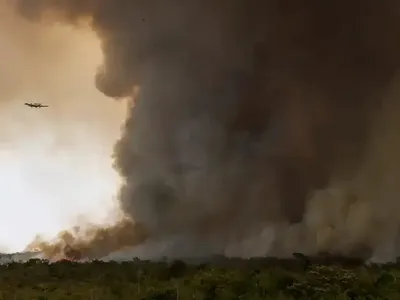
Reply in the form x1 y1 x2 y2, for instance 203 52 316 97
24 102 49 108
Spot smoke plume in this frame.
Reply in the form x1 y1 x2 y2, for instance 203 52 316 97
13 0 400 261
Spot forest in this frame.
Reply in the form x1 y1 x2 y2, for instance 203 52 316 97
0 254 399 299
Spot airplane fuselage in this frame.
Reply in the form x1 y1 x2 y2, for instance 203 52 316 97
24 102 49 108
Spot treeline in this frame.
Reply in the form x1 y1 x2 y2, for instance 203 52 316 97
0 255 399 299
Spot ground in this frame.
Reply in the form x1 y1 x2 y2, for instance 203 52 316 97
0 255 398 299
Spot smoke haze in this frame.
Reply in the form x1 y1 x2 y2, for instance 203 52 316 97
7 0 400 262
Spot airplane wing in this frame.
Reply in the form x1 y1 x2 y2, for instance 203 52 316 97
24 103 33 107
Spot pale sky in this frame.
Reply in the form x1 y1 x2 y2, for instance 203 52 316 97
0 3 126 252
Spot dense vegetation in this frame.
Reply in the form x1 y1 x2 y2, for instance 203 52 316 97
0 255 400 299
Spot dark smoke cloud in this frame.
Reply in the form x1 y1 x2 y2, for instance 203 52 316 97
14 0 400 260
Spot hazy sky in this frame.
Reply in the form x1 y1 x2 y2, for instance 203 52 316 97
0 3 126 252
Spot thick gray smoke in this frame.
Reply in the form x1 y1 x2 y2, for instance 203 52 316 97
14 0 400 261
